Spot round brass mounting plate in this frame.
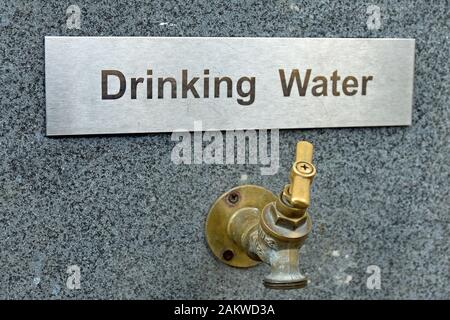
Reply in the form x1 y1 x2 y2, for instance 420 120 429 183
205 185 277 268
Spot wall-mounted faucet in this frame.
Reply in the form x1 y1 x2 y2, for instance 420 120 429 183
205 141 316 289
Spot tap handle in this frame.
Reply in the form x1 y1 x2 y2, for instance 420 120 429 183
288 141 316 209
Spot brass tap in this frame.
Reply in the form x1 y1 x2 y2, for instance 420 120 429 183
205 141 317 289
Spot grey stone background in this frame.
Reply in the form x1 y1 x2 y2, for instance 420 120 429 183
0 0 448 299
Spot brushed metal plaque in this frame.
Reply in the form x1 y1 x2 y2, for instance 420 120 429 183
45 37 415 136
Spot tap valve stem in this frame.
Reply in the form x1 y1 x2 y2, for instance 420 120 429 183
284 141 316 214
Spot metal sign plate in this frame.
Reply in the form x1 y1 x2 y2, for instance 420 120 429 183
45 37 415 136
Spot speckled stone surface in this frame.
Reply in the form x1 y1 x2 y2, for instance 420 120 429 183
0 0 448 299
